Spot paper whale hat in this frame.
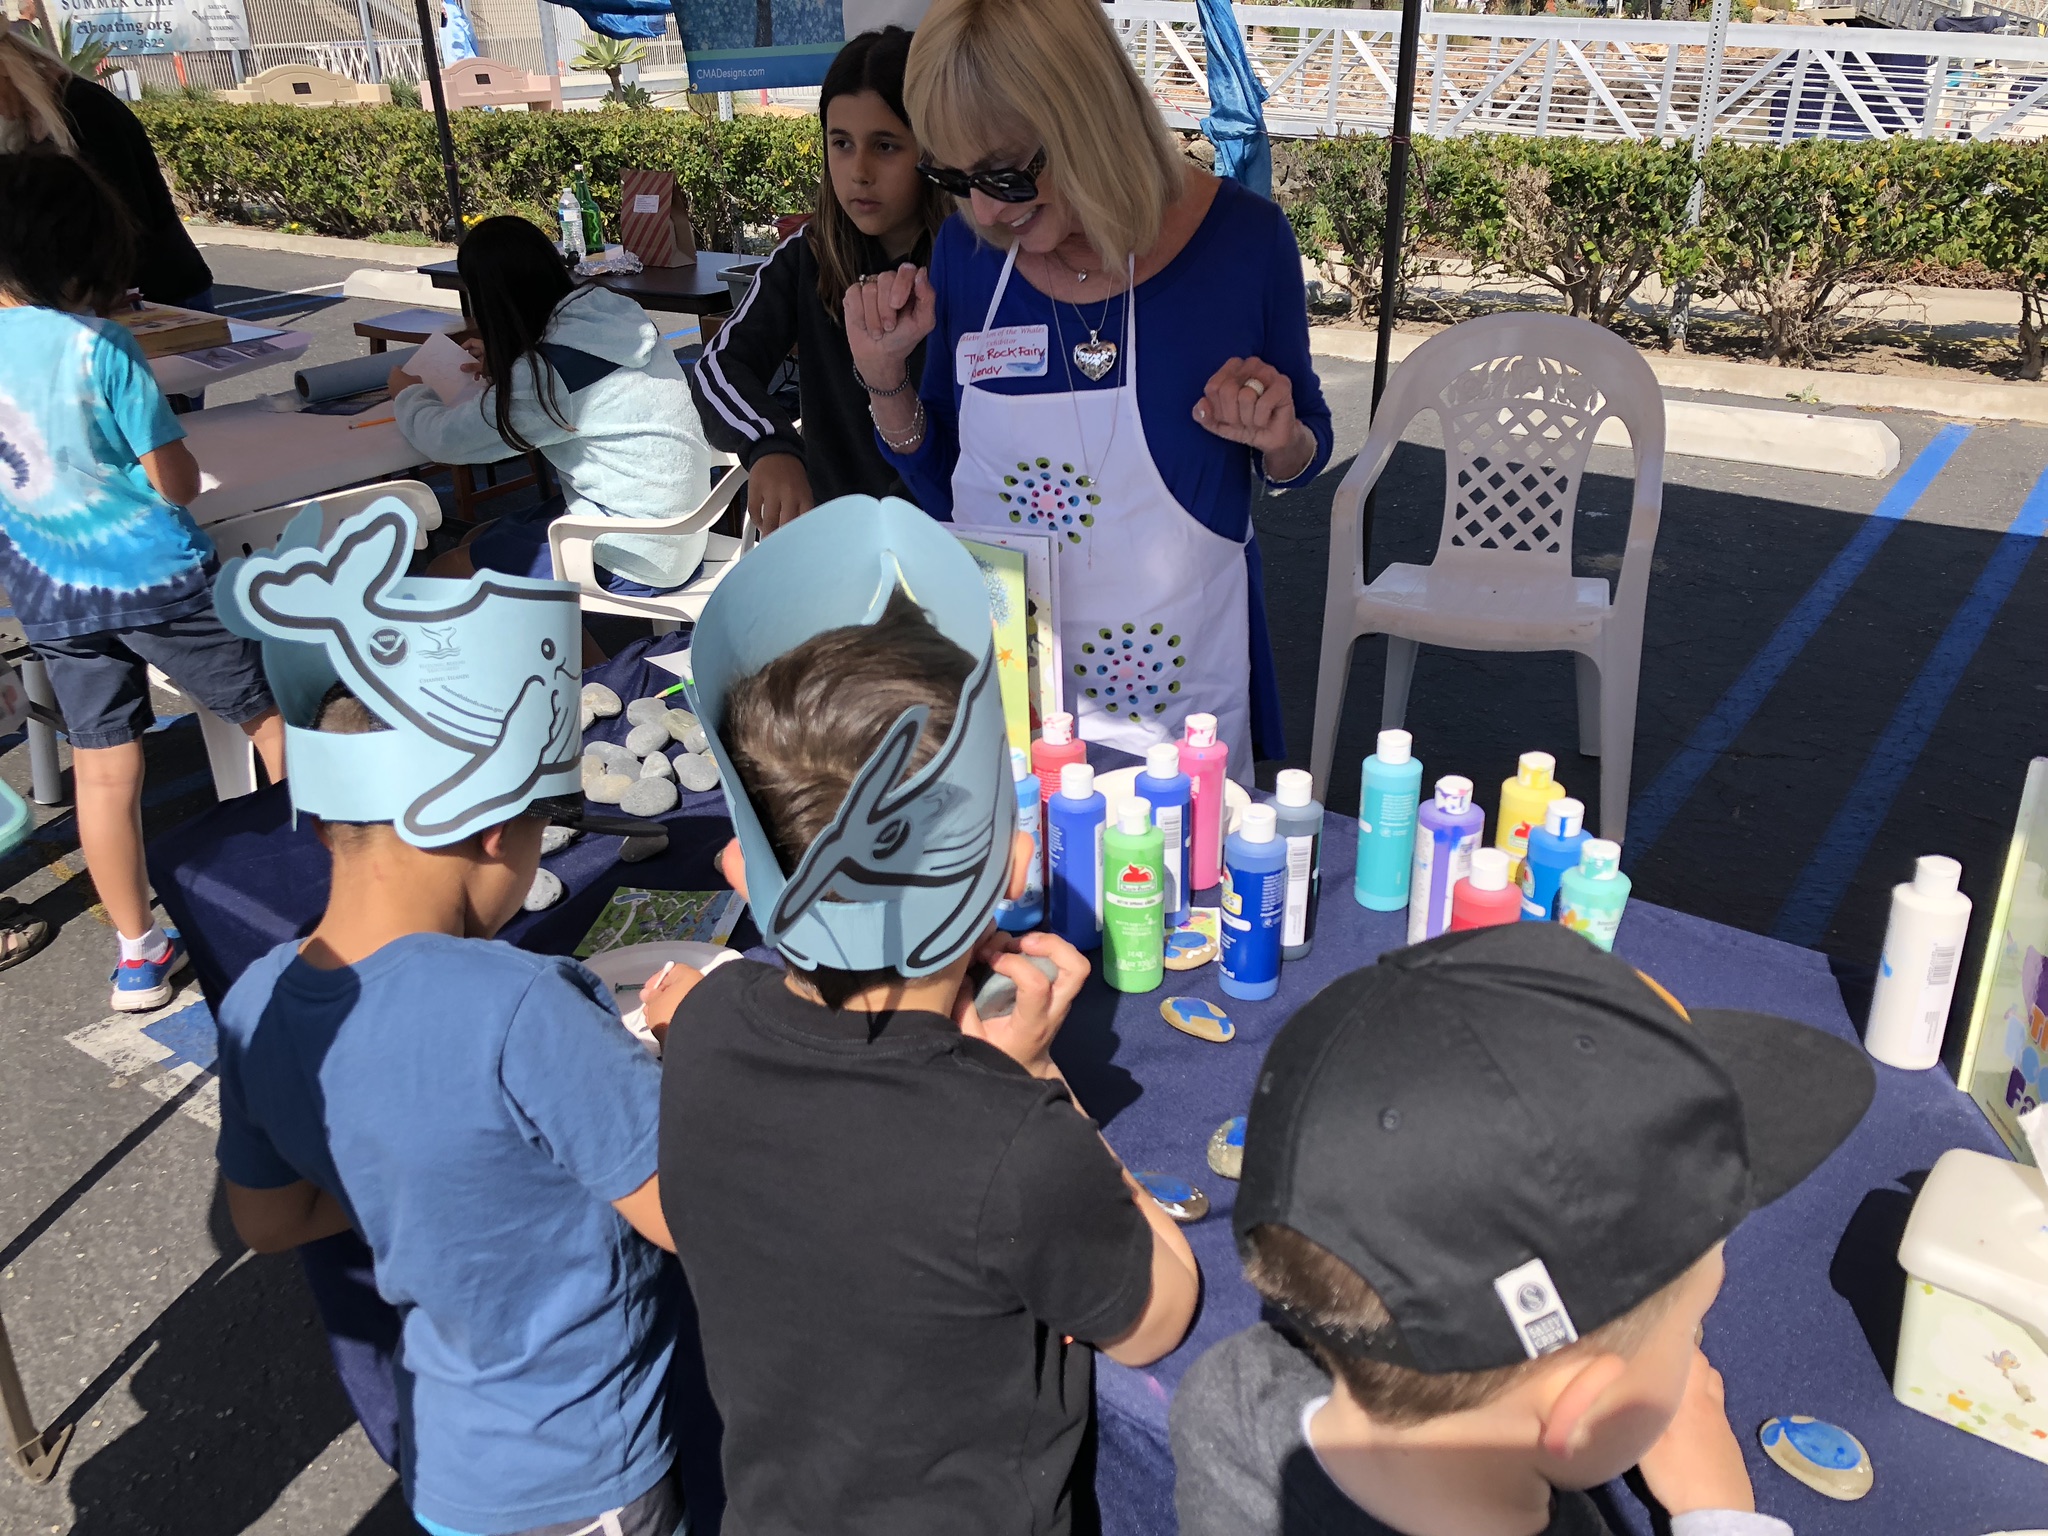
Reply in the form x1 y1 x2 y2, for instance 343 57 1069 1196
685 496 1012 977
216 497 631 847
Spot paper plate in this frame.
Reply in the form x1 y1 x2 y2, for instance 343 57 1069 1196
581 940 741 1004
1094 766 1252 836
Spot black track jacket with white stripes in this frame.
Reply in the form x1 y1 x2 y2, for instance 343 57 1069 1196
690 224 930 507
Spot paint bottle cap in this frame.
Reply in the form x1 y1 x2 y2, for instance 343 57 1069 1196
1375 729 1412 766
1119 797 1153 836
1275 769 1314 808
1517 751 1557 786
1011 747 1031 783
1041 712 1075 746
1468 847 1510 891
1184 713 1218 749
1144 742 1183 779
1912 854 1962 896
1435 775 1474 813
1240 803 1277 844
1579 839 1621 879
1545 797 1585 839
1060 762 1096 801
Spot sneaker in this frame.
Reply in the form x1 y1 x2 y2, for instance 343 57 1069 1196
109 930 190 1013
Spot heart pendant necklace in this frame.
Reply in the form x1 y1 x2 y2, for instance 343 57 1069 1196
1070 293 1118 381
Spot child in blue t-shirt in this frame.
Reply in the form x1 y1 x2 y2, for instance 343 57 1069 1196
0 156 282 1010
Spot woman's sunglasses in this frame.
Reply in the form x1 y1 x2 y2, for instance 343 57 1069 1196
916 148 1047 204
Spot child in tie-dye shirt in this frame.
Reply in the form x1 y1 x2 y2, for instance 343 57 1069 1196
0 156 283 1011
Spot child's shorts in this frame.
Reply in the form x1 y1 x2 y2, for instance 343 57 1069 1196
32 608 275 750
416 1468 683 1536
468 496 694 599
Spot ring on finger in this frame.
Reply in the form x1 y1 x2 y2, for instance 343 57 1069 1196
1241 377 1267 399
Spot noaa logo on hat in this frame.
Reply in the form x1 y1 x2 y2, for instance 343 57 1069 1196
368 628 407 666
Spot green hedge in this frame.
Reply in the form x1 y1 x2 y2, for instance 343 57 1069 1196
135 99 820 250
138 102 2048 369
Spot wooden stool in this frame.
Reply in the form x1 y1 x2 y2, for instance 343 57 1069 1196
355 308 467 353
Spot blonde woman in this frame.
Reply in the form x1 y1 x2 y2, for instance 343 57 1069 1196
0 30 213 308
846 0 1330 778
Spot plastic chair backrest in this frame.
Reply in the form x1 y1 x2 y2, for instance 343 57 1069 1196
1366 314 1666 582
203 481 443 561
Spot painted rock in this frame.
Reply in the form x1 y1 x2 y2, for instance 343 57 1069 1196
1163 929 1218 971
675 752 721 792
579 705 595 732
664 708 701 744
1207 1115 1247 1180
640 751 674 779
680 722 710 755
1759 1417 1872 1501
1161 996 1234 1043
587 773 635 806
625 696 670 727
540 825 578 856
626 722 671 758
580 683 622 719
522 868 564 912
620 832 668 863
620 776 679 817
1134 1171 1209 1223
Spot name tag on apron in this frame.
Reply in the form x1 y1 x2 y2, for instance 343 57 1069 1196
956 325 1048 383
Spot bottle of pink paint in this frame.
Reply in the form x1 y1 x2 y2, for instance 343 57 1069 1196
1179 712 1229 893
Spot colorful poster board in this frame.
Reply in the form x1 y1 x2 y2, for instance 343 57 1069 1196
49 0 250 55
955 527 1062 739
674 0 929 91
575 887 745 956
1958 756 2048 1164
958 538 1032 758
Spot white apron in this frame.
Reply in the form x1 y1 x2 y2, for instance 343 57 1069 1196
949 248 1254 778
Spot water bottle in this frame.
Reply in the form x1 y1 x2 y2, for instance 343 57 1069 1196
557 186 587 260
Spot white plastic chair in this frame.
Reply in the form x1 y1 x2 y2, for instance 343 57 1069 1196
547 461 756 635
1309 313 1666 844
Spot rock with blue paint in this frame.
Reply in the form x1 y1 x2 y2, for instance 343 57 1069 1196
1759 1416 1872 1500
1164 907 1220 971
1208 1115 1246 1180
1135 1170 1209 1223
1161 996 1234 1043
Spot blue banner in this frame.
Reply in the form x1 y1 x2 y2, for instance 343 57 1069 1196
675 0 928 92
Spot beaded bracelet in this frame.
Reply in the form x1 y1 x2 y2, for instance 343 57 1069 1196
852 361 914 399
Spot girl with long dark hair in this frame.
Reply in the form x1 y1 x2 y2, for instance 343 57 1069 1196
690 26 950 532
392 215 714 595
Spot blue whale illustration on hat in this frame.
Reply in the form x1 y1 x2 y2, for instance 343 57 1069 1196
218 500 584 847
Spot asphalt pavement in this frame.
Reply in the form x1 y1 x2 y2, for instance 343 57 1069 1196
1 242 2043 1535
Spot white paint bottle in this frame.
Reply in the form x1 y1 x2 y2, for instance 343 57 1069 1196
1865 855 1972 1071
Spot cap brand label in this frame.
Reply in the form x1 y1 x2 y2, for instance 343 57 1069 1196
1493 1258 1579 1360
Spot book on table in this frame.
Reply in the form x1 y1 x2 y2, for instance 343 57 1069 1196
111 301 233 359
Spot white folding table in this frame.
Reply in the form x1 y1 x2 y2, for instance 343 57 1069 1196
150 322 311 399
184 399 426 526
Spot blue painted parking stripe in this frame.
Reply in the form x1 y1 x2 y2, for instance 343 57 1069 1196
1772 464 2048 949
1625 422 1973 862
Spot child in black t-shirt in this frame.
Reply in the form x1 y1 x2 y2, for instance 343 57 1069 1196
658 498 1199 1536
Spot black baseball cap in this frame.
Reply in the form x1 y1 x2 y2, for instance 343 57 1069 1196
1234 922 1874 1373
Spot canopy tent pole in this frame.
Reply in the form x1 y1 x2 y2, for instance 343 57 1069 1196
1360 0 1426 573
412 0 467 239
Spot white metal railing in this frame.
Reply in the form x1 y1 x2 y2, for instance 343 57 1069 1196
1107 0 2048 141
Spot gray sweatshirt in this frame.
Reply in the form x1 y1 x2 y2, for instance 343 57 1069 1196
1171 1325 1795 1536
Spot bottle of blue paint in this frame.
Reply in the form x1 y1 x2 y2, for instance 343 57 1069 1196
1519 796 1587 922
1135 742 1194 931
995 748 1045 933
1047 761 1106 951
1220 804 1287 1001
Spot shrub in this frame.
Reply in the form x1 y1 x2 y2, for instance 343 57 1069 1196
134 100 820 247
1967 142 2048 378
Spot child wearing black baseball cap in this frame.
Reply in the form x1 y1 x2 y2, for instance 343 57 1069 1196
1171 922 1874 1536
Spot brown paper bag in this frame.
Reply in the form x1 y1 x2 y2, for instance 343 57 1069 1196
618 169 698 269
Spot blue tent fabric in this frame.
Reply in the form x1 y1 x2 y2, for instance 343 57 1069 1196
439 0 480 62
544 0 671 42
1197 0 1271 199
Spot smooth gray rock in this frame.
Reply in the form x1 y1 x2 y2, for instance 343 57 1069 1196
585 742 636 774
540 825 578 855
625 696 670 727
586 773 635 805
620 832 668 863
626 722 671 758
640 751 674 779
580 705 595 733
663 709 700 744
679 723 710 755
675 752 721 792
580 683 622 719
620 776 679 817
523 868 565 911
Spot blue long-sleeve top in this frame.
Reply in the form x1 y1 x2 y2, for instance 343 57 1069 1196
883 178 1333 759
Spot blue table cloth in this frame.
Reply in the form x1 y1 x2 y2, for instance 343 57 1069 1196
148 635 2048 1536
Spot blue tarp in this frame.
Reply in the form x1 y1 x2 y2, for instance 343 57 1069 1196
542 0 672 43
439 0 480 62
1197 0 1271 199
